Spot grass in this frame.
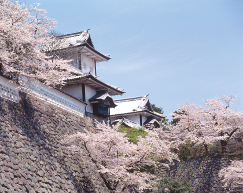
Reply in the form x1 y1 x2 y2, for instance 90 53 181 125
117 125 148 144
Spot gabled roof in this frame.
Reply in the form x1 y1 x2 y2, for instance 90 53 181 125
111 117 140 128
52 30 111 62
110 95 164 119
55 30 95 48
89 90 117 108
65 73 125 96
143 117 160 128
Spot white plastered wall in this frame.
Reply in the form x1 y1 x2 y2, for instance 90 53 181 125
19 76 86 117
72 56 79 69
110 114 140 125
65 52 96 75
61 84 83 101
0 76 19 103
110 113 151 126
85 84 97 113
142 114 149 126
127 114 149 126
125 114 140 124
81 53 96 76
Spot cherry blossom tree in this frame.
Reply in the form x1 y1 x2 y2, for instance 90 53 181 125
62 121 178 192
172 102 218 154
172 95 243 153
0 0 77 86
218 160 243 192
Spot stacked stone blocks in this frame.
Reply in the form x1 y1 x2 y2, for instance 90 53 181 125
0 92 107 193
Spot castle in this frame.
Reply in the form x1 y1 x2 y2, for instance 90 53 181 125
0 30 163 128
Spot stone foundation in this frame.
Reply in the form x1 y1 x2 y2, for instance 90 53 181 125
0 92 107 193
0 92 242 193
167 156 242 193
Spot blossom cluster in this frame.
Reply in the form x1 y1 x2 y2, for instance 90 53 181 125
0 0 77 86
172 95 243 152
62 121 177 192
218 160 243 192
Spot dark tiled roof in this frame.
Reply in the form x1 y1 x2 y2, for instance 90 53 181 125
52 30 111 61
55 30 94 48
89 91 117 108
65 73 125 96
112 117 140 128
143 117 160 126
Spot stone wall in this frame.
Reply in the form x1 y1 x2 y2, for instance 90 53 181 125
0 91 242 193
167 156 242 193
0 92 108 193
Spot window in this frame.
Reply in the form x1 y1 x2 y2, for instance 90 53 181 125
93 104 109 117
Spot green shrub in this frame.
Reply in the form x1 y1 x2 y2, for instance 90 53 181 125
178 140 202 160
118 125 148 144
155 177 192 193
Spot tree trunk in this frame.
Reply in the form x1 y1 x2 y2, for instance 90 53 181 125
203 144 208 154
220 140 228 153
219 128 238 153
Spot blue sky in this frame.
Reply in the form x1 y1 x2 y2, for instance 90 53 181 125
23 0 243 119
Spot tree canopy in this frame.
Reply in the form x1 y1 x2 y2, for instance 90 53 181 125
62 121 178 192
0 0 76 86
172 95 243 153
151 103 164 114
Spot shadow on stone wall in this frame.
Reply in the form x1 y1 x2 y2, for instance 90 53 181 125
0 93 107 192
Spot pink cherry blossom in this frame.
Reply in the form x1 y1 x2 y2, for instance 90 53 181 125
219 160 243 192
0 0 77 87
172 95 243 153
62 121 178 192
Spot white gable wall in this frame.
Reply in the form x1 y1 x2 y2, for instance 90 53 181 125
81 53 96 76
72 56 79 69
64 52 96 76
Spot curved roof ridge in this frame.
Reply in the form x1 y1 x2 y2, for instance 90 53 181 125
138 95 149 110
114 95 147 103
63 73 125 95
112 117 140 128
55 31 84 39
54 29 94 48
